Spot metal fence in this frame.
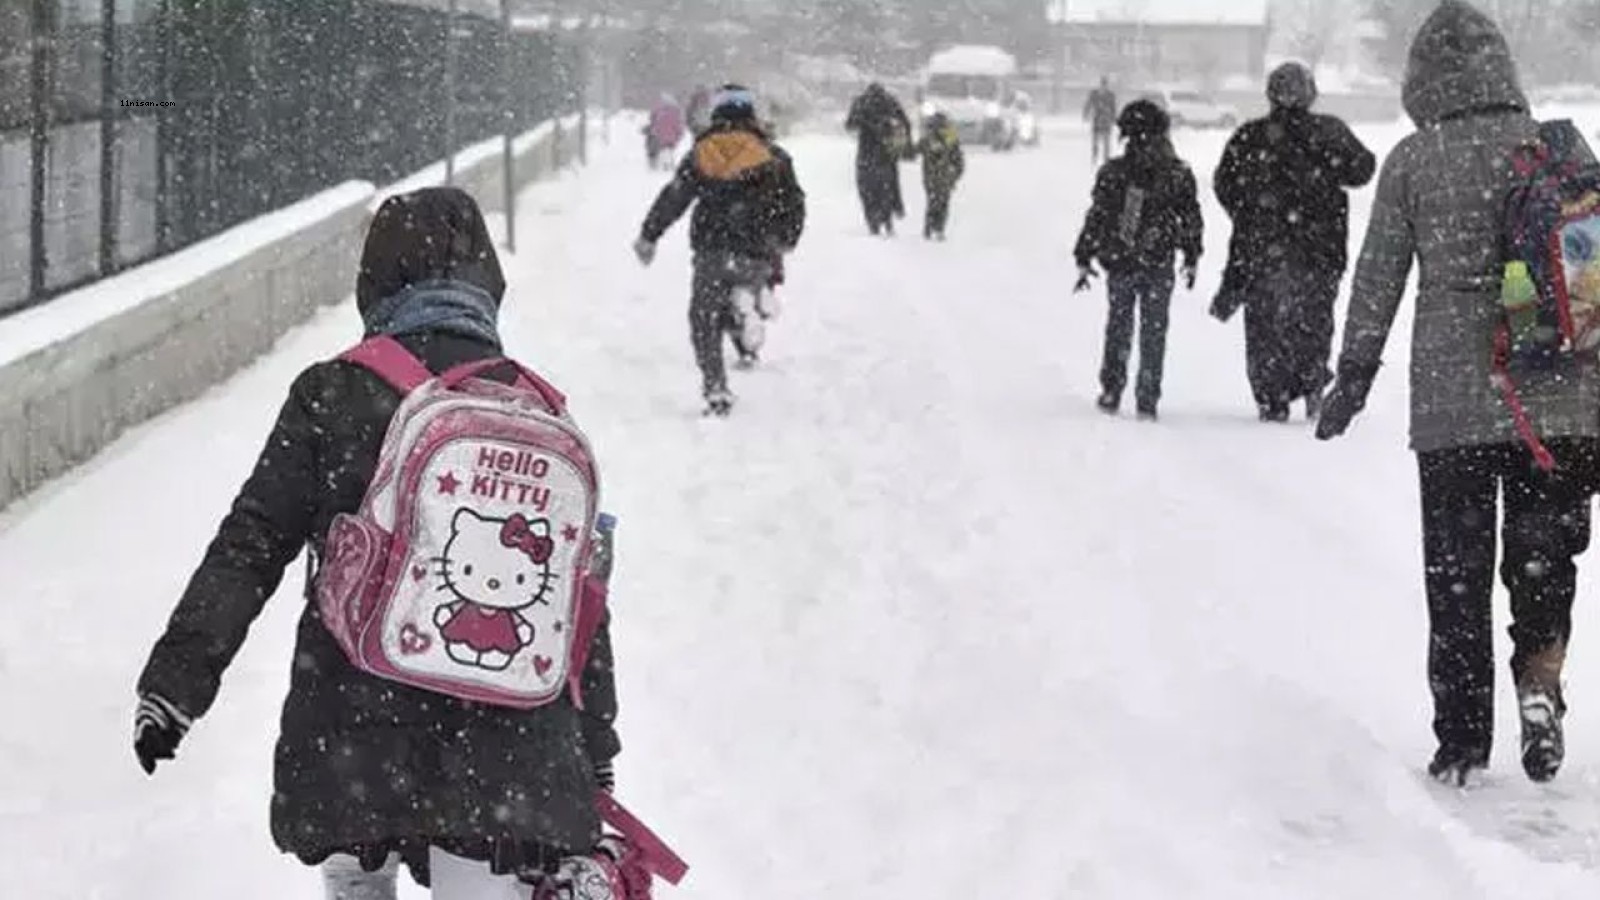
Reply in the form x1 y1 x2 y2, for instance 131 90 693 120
0 0 584 318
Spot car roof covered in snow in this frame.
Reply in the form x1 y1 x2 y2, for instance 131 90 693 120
926 45 1018 77
1054 0 1268 26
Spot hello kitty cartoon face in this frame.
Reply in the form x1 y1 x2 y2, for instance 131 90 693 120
438 508 556 611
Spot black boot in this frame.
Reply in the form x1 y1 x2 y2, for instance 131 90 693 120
1518 642 1567 782
1428 744 1489 787
1258 403 1290 423
1096 392 1120 415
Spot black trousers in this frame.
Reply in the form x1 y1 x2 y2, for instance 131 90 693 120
1100 268 1174 410
924 186 952 236
1091 128 1113 167
1417 440 1597 758
1243 267 1339 412
690 254 770 395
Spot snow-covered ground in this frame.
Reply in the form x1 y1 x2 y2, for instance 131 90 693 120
5 112 1600 898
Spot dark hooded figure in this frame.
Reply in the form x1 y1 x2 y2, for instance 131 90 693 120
1073 100 1203 421
133 187 621 894
635 85 807 415
1317 0 1600 787
1084 75 1118 166
846 82 913 236
1213 62 1376 423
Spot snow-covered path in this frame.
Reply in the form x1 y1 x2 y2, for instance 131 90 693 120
5 114 1600 898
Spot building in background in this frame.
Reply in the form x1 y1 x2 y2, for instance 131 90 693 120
1047 0 1270 90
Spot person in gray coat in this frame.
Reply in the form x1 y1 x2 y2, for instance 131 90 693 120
1317 0 1600 786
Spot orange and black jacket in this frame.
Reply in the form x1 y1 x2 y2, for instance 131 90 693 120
640 120 806 260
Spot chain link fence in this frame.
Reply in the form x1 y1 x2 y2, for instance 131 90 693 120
0 0 584 318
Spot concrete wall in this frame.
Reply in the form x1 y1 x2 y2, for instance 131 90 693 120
0 117 582 513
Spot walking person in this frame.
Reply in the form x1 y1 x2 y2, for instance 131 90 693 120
132 187 624 898
1084 76 1117 168
645 92 686 170
916 110 965 241
1213 62 1376 422
1316 0 1600 786
634 85 807 416
846 82 913 236
1073 100 1202 421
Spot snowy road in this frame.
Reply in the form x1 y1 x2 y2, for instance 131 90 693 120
5 114 1600 897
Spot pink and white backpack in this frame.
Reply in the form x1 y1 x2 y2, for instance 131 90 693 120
315 336 606 709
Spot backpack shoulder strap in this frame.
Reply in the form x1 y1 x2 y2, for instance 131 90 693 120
340 336 434 394
596 791 689 885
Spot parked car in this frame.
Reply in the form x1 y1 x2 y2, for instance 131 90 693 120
1143 88 1240 130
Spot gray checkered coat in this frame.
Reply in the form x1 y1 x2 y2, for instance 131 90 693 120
1337 0 1600 452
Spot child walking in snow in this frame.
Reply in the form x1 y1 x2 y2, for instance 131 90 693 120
634 84 807 416
917 111 965 241
133 187 622 899
1073 99 1203 421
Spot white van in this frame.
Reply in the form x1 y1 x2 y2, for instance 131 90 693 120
921 45 1022 151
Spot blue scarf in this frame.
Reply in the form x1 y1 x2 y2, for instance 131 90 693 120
362 279 502 349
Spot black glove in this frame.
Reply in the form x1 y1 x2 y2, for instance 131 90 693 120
1209 290 1243 323
1074 262 1099 294
1181 257 1198 291
1315 361 1380 441
134 693 192 775
594 758 616 793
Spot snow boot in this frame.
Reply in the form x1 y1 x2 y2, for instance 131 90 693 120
1258 403 1290 423
1136 403 1158 422
703 386 735 417
1427 744 1489 787
1519 642 1567 783
1305 390 1324 422
1096 392 1120 415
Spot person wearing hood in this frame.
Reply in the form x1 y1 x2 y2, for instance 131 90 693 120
1073 100 1203 421
915 110 965 241
634 85 807 416
1317 1 1600 786
645 92 686 170
846 82 913 236
1213 62 1376 423
132 187 621 897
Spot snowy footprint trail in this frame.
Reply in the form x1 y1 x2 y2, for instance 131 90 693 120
2 116 1600 897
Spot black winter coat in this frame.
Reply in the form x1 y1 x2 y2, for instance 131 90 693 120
1214 108 1376 293
917 131 965 194
1074 144 1204 274
138 188 619 887
640 120 806 261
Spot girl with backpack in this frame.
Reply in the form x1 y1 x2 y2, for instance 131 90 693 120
132 187 623 899
1317 0 1600 787
1073 99 1203 421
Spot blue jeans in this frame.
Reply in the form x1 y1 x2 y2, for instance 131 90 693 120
1099 268 1174 411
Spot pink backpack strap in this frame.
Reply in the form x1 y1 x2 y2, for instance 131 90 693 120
597 792 689 885
567 575 609 709
439 357 569 413
340 336 435 394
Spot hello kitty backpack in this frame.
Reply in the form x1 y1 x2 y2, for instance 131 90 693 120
314 336 606 709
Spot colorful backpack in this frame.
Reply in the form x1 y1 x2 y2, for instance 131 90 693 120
315 337 607 709
1495 119 1600 470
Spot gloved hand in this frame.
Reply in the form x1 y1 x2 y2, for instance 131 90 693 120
1073 262 1099 294
632 237 657 267
1209 290 1243 323
594 758 616 793
134 693 192 775
1315 361 1380 441
1181 257 1199 291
